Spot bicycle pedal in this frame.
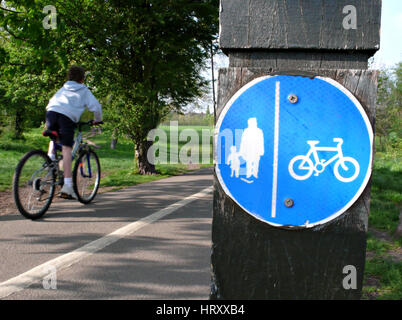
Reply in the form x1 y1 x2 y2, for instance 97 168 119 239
59 192 76 200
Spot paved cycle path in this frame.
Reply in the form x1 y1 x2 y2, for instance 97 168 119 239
0 167 214 299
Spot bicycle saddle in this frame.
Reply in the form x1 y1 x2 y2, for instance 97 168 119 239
42 130 59 141
307 140 320 146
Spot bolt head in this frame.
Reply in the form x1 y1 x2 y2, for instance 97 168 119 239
285 198 294 208
288 94 298 104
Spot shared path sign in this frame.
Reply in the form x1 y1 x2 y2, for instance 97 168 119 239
215 75 373 228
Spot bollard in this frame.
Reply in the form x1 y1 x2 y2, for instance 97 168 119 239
211 0 381 300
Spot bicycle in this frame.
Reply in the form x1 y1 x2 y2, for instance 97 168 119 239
288 138 360 183
13 120 103 220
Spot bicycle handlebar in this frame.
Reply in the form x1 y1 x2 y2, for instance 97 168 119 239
77 120 104 129
78 120 104 126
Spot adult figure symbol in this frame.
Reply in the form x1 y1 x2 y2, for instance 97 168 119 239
239 118 265 179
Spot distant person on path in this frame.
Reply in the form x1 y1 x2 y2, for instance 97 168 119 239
45 65 102 199
239 118 264 179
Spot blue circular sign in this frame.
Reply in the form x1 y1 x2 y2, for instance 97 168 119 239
215 75 373 228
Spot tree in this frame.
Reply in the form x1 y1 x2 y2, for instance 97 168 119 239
1 0 219 173
376 62 402 151
0 1 72 138
78 0 219 174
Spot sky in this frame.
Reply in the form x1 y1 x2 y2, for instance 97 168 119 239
196 1 401 112
372 0 402 69
214 0 402 69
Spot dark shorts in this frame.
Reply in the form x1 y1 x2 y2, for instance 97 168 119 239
45 111 76 147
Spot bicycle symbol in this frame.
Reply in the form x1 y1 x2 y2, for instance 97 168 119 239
288 138 360 183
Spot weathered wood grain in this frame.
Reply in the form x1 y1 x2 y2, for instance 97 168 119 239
213 0 380 301
211 68 378 299
229 51 372 70
219 0 382 51
216 68 377 122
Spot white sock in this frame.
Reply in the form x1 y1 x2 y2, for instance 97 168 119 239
48 153 56 161
64 178 73 187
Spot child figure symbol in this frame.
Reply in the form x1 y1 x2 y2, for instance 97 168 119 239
227 145 241 178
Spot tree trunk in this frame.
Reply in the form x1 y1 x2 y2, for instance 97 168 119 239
110 138 118 150
14 107 24 139
135 140 157 175
396 210 402 238
110 129 118 150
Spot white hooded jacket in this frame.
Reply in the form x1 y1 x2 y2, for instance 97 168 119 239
46 81 102 123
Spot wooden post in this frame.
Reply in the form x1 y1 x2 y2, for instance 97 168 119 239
211 0 381 300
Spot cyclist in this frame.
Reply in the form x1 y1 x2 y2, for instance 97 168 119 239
45 65 102 199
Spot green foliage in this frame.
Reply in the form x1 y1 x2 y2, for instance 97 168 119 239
363 235 402 300
1 0 219 172
364 120 402 299
0 1 68 137
364 257 402 300
376 63 402 153
162 112 214 126
370 137 402 236
82 0 219 140
0 125 213 191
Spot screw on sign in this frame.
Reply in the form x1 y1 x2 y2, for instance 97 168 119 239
288 94 298 104
215 75 373 229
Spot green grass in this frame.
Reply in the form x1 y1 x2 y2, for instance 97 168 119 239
1 128 401 300
0 129 52 192
94 125 213 189
370 140 402 237
362 234 402 300
0 125 213 192
362 137 402 300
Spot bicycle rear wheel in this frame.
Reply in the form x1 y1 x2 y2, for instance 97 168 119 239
288 155 314 181
73 149 101 204
13 150 56 220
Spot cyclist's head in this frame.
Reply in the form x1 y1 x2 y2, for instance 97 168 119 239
68 65 86 83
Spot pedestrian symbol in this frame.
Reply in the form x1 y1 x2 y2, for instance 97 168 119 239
215 75 373 228
227 118 265 183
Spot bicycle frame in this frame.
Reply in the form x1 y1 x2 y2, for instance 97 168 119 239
72 131 83 159
14 120 103 219
302 139 348 173
79 152 93 178
48 124 94 185
289 138 360 183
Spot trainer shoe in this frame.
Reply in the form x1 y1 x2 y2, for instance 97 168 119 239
60 185 77 200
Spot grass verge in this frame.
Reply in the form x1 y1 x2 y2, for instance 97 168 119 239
0 126 213 192
1 128 401 299
362 139 401 300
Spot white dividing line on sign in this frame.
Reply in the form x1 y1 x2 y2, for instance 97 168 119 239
0 186 213 299
271 81 280 218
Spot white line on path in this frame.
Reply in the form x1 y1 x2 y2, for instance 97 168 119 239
0 186 213 299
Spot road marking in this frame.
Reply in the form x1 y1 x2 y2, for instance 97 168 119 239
271 81 280 218
0 186 213 299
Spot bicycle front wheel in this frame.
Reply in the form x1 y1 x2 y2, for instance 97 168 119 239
13 150 56 220
73 149 101 204
334 157 360 183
